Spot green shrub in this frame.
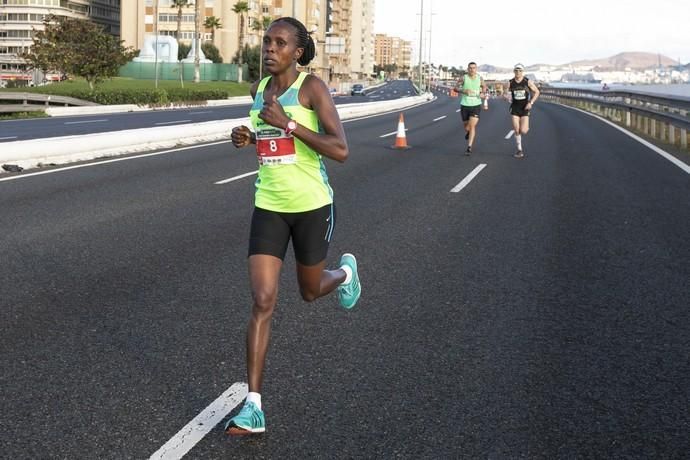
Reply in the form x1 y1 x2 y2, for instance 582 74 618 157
166 88 228 102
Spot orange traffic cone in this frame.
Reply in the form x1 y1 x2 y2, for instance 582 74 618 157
391 113 411 149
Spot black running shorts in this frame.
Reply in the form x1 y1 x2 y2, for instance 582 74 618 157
510 104 531 117
460 104 481 121
248 204 335 266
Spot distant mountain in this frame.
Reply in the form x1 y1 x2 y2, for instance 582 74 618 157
478 64 511 73
564 52 678 70
475 52 685 74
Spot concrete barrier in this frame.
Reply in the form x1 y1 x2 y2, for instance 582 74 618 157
1 93 433 172
44 96 254 117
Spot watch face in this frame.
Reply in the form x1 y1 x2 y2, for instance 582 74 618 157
288 121 297 130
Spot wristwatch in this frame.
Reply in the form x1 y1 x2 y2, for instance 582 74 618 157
285 120 297 136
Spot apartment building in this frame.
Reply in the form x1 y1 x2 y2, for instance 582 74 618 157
347 0 373 80
0 0 120 83
375 33 411 77
121 1 329 79
121 0 374 84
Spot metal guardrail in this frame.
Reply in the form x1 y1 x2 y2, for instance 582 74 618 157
0 92 99 113
540 87 690 150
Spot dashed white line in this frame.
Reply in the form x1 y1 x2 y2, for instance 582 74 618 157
215 170 258 184
149 382 247 460
156 120 192 126
451 164 487 193
189 111 212 115
64 119 108 125
505 130 515 139
433 116 447 122
0 136 18 140
455 109 461 113
380 129 407 138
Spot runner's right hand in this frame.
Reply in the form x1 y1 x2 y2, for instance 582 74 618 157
231 126 253 148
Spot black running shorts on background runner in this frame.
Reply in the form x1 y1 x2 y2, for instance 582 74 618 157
460 104 481 121
510 103 531 117
248 204 335 266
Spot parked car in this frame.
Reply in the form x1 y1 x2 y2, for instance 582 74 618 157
350 84 364 96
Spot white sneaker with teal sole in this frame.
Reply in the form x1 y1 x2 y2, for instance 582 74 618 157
225 401 265 435
337 253 361 309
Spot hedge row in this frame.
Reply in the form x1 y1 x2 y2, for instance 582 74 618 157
64 88 229 105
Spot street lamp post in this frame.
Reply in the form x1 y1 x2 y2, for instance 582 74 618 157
428 3 436 91
417 0 424 93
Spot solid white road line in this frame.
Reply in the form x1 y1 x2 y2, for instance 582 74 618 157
559 103 690 175
155 120 192 126
214 170 258 184
451 164 487 193
0 136 18 140
0 140 231 183
433 116 447 122
150 382 248 460
64 119 108 125
505 130 515 139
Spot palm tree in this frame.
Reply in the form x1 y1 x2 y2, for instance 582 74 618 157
251 15 272 34
172 0 191 42
193 0 200 82
204 15 222 43
232 1 249 65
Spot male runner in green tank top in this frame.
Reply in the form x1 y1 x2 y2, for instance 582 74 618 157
455 61 488 155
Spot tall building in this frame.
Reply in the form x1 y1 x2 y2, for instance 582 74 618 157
0 0 121 83
348 0 373 80
325 0 351 83
121 0 328 80
375 33 411 77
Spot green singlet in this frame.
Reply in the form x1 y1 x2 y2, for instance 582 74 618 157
249 72 334 213
460 75 482 107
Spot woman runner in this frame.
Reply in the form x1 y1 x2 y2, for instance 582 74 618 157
225 17 362 436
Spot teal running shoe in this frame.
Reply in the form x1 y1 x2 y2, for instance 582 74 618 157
225 401 265 435
337 253 361 309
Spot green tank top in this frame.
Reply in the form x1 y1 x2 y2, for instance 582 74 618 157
460 75 482 107
249 72 333 213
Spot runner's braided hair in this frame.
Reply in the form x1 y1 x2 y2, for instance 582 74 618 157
271 17 316 66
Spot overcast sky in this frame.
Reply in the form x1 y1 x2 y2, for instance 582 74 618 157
374 0 690 69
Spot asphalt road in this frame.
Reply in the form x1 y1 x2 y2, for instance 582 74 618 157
1 91 689 458
0 80 414 142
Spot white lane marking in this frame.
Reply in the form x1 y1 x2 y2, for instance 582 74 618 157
64 119 108 125
455 109 461 113
189 111 212 115
150 382 247 460
0 140 231 183
380 129 408 138
215 170 258 184
505 130 515 139
0 136 18 140
558 103 690 175
433 116 447 122
451 164 487 193
155 120 192 126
